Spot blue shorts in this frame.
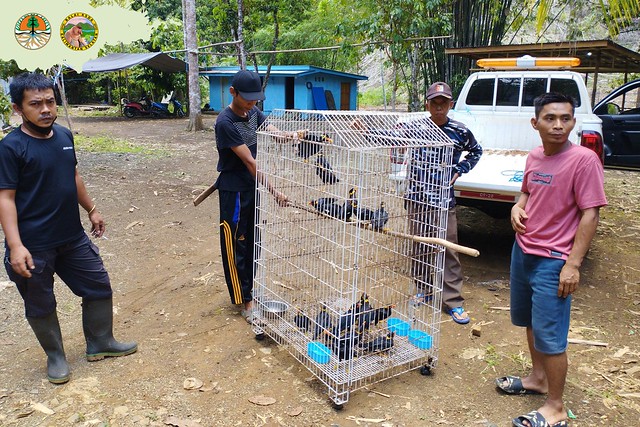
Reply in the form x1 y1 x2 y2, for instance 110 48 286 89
510 242 570 355
4 234 112 318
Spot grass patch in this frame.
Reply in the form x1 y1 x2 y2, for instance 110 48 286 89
74 134 166 156
69 106 121 117
482 344 502 373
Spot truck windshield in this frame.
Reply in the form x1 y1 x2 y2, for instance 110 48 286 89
466 76 582 107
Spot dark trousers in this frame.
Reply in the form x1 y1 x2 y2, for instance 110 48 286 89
407 203 463 309
4 233 112 318
218 189 256 304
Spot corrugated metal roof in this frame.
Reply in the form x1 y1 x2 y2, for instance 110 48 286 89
200 65 367 80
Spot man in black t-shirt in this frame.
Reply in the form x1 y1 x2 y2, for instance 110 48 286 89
0 72 137 384
214 70 289 323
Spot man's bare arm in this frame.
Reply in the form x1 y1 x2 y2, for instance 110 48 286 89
0 189 34 277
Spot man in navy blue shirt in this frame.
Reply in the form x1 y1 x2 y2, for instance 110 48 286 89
0 72 137 384
408 82 483 324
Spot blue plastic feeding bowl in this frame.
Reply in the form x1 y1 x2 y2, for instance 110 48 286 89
387 317 411 336
408 329 432 349
307 341 331 364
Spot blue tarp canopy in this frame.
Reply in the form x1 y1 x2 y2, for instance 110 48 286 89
82 52 186 73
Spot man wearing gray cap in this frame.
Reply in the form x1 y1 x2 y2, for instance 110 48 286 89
411 82 483 324
214 70 289 323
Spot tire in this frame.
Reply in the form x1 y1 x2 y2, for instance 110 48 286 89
150 106 164 118
177 108 185 118
123 107 136 118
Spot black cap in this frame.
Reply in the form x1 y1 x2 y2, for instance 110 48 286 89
231 70 265 101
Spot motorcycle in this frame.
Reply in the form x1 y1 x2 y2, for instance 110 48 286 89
150 96 185 118
122 96 153 118
122 96 185 119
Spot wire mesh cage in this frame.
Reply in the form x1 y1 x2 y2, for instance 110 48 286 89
252 109 454 406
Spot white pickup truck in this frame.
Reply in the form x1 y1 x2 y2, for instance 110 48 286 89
447 67 604 218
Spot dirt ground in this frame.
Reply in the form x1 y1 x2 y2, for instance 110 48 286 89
0 113 639 427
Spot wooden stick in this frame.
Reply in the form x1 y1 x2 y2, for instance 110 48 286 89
568 338 608 347
381 228 480 257
290 201 479 257
193 182 217 206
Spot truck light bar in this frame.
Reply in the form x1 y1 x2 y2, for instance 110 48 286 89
477 55 580 69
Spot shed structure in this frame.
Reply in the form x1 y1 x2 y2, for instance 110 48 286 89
200 66 368 113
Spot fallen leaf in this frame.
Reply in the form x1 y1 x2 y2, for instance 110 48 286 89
248 395 277 406
31 402 54 415
614 347 630 358
287 406 303 416
183 377 203 390
16 408 34 418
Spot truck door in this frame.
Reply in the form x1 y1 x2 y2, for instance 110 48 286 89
595 79 640 169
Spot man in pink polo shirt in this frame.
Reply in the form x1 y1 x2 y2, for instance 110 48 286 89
496 93 607 427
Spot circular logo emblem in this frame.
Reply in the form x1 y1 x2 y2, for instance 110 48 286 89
15 13 52 50
60 13 98 51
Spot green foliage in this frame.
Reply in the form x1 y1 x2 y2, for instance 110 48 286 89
129 0 182 20
533 0 640 38
150 18 184 52
358 85 406 107
0 91 12 126
0 60 26 80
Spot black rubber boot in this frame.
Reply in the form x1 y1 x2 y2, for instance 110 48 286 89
82 298 137 361
27 312 71 384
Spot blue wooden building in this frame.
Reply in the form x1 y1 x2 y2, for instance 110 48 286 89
200 65 368 113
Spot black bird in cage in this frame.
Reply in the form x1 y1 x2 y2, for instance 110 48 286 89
313 305 333 339
333 309 357 337
372 305 394 325
370 202 389 231
353 293 376 333
345 187 375 222
359 304 395 329
296 132 332 159
328 330 361 361
294 309 311 332
310 197 346 220
344 187 357 220
365 331 395 353
315 155 339 185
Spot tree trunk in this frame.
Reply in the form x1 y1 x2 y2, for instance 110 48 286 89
182 0 203 131
53 66 73 133
237 0 246 69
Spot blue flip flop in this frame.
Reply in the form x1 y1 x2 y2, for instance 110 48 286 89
446 306 470 324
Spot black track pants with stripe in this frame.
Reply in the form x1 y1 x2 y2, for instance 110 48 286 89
219 189 256 304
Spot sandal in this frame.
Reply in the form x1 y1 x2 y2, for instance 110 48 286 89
496 376 542 395
446 306 470 324
240 309 252 324
512 410 568 427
